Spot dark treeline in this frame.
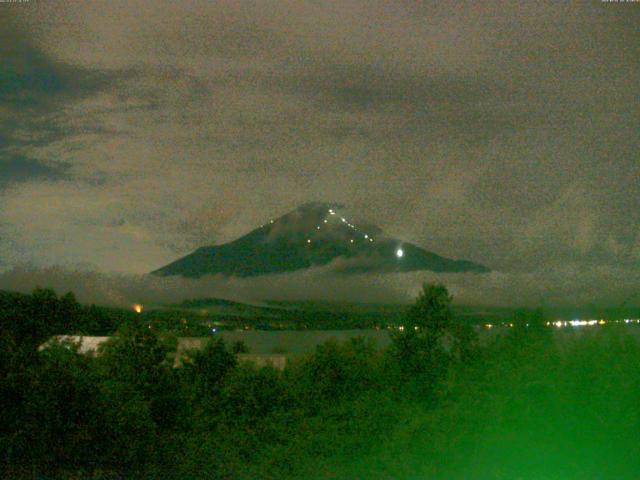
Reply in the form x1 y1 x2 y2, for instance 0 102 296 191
0 288 135 339
2 285 640 479
0 288 406 335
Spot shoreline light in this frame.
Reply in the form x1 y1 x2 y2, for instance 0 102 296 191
133 304 143 314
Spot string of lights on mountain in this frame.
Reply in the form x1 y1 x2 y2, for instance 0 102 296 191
151 202 488 278
264 207 404 258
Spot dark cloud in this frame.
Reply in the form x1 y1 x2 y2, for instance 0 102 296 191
0 16 128 193
0 156 71 188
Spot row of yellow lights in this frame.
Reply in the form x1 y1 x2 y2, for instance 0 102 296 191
132 304 640 333
482 319 640 329
389 320 640 331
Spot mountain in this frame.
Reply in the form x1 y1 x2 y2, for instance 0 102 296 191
151 202 490 278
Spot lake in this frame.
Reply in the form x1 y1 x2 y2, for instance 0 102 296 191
213 323 640 354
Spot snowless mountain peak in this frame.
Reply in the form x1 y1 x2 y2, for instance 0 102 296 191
151 203 490 278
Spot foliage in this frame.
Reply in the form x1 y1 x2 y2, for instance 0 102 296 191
388 283 471 396
181 337 238 419
404 282 453 332
231 339 250 353
0 288 79 350
302 337 382 399
507 307 551 346
3 287 640 479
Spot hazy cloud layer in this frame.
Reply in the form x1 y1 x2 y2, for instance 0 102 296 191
1 2 639 305
1 263 638 309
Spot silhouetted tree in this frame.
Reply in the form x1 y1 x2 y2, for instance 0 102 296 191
509 307 550 347
96 325 182 431
405 283 453 333
231 340 249 354
291 337 383 410
389 283 455 396
182 338 237 410
58 291 81 332
22 341 99 471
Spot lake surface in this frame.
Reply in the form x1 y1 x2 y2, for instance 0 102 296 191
215 329 391 354
214 325 640 354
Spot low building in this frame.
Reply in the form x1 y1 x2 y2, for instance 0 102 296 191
39 335 287 370
38 335 110 356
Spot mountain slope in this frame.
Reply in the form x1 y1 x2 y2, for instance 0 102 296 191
151 202 489 277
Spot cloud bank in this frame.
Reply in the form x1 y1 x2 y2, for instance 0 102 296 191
1 263 638 309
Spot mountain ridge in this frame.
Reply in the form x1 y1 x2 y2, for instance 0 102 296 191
151 202 490 277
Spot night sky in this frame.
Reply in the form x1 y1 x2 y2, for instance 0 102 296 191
1 2 639 306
